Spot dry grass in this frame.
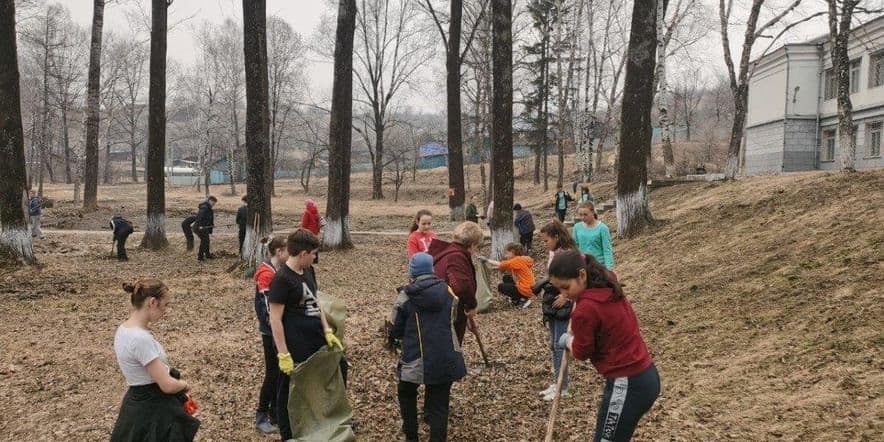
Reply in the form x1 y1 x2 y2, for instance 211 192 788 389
0 168 881 441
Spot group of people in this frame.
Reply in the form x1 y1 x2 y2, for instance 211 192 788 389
110 190 657 442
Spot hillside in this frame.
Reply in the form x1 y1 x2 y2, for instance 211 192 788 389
0 170 880 441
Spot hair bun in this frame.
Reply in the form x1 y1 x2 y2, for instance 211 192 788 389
122 282 136 293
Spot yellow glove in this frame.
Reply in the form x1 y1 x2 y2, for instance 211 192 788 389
325 331 344 351
277 353 294 375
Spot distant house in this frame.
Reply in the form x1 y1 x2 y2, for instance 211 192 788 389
744 16 884 175
419 141 448 169
166 158 231 185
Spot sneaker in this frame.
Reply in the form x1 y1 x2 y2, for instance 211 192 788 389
255 411 278 434
543 388 569 402
539 384 556 397
521 299 533 309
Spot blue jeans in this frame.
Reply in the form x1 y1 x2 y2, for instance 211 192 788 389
549 318 570 390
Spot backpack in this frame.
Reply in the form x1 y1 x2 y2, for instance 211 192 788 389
28 198 41 216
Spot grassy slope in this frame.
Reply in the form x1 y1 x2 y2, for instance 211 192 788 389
0 168 880 441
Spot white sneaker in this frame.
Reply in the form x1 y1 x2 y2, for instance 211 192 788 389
539 384 556 397
543 388 569 402
521 299 533 309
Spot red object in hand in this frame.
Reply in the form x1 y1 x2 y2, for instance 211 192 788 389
183 395 199 415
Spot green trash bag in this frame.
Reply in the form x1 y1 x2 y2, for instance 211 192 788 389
288 347 355 441
317 290 346 342
475 258 493 313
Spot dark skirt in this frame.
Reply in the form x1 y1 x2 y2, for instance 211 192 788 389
110 383 200 442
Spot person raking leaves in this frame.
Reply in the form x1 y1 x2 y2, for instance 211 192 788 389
193 196 217 262
111 279 200 441
549 251 660 441
389 252 466 442
109 215 134 262
268 229 345 441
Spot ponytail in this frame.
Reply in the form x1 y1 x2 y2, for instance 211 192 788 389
548 251 623 301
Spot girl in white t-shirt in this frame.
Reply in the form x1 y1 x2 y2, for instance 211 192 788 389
111 279 199 441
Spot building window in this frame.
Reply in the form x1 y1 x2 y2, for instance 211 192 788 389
824 68 837 100
868 121 882 157
870 51 884 88
850 59 861 93
822 129 836 162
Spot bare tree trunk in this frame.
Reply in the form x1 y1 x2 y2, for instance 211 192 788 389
490 0 514 260
140 0 170 250
446 0 466 220
0 0 36 265
229 108 239 194
616 0 658 239
129 121 138 182
323 0 356 250
371 118 384 199
242 0 273 269
61 102 72 183
656 0 675 178
83 0 105 210
829 0 858 172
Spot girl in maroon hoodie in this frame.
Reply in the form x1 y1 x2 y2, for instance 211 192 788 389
427 221 483 345
550 251 660 442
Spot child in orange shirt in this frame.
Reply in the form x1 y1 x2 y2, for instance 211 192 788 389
481 243 535 309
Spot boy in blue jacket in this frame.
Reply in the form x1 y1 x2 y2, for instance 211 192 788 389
390 252 467 442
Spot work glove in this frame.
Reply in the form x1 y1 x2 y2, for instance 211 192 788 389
325 331 344 351
557 332 573 350
278 353 294 375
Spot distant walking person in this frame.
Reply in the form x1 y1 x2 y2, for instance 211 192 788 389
300 198 323 263
110 215 134 261
553 185 574 222
513 203 535 252
27 191 44 239
465 195 479 224
194 196 217 262
111 279 200 441
236 195 249 257
181 215 197 251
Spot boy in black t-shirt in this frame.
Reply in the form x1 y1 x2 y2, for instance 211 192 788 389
267 229 344 441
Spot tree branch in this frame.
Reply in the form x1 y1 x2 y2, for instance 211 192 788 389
423 0 449 49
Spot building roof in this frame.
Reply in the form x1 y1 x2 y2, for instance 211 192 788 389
752 14 884 65
419 142 447 157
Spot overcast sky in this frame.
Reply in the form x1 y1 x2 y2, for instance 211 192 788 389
63 0 833 113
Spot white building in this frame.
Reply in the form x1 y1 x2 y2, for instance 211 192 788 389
744 16 884 175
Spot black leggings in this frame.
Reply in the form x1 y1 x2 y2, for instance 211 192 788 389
497 274 523 304
257 335 278 419
181 218 195 250
398 381 452 442
115 233 130 260
593 364 660 442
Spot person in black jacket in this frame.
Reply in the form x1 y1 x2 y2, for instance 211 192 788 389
390 252 467 442
513 203 535 252
109 215 134 261
194 196 217 262
181 215 197 251
236 194 249 257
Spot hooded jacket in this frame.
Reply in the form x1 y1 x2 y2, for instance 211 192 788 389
301 200 321 235
514 209 535 236
427 239 476 312
194 201 214 234
389 275 466 385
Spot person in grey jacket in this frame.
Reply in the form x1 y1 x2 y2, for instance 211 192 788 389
390 252 467 442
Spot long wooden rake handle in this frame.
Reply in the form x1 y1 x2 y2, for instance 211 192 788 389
544 350 570 442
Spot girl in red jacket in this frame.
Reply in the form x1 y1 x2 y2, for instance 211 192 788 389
549 251 660 442
406 209 436 260
301 199 322 263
